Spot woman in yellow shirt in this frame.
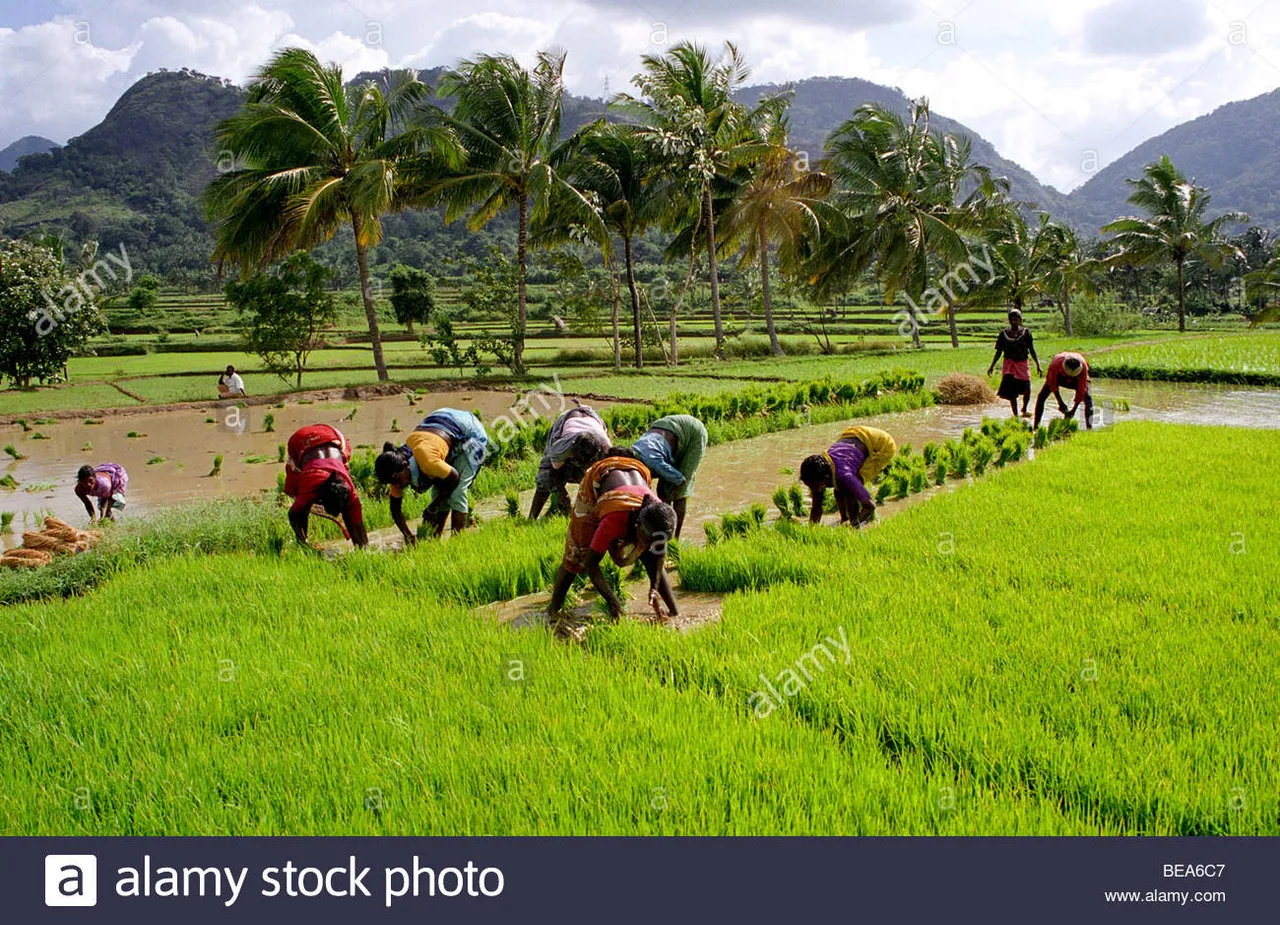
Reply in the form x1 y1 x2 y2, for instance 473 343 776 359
374 409 488 542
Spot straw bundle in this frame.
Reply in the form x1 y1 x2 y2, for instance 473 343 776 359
936 373 997 405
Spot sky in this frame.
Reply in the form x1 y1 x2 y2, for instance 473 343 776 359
1 0 1278 191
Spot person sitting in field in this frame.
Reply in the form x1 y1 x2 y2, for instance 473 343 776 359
987 308 1041 420
528 401 611 519
374 408 488 543
799 425 897 527
283 424 368 549
547 454 679 623
218 365 246 398
629 413 707 539
74 463 128 523
1034 351 1094 430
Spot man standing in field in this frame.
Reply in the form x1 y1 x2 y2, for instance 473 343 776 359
374 409 488 543
630 413 707 539
528 401 611 519
547 454 679 623
1034 352 1094 430
283 424 368 548
799 425 897 527
987 308 1041 420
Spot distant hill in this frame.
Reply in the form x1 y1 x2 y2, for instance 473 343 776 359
0 135 59 173
739 76 1078 222
3 63 1274 286
1066 86 1280 232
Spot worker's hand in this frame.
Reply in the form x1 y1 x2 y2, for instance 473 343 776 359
401 531 417 548
1057 400 1070 415
986 365 994 377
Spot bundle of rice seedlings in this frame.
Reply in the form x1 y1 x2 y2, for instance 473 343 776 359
788 484 806 519
22 532 70 553
936 372 997 405
1 548 52 568
772 487 793 520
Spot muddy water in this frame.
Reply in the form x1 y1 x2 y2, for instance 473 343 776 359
0 389 607 546
479 381 1279 539
480 579 724 636
4 380 1276 551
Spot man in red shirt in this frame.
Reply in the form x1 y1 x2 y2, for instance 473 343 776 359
1034 352 1094 430
283 424 368 548
547 454 679 623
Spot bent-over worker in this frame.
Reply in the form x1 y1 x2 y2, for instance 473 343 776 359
547 454 679 623
374 408 488 543
529 402 611 519
283 424 368 548
629 413 707 539
74 463 128 523
799 425 897 527
1034 352 1094 430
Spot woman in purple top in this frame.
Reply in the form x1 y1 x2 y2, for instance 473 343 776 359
74 463 128 522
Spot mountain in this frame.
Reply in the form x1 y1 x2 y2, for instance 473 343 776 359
1065 86 1280 232
739 76 1077 222
0 135 59 173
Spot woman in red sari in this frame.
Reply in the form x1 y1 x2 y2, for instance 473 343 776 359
283 424 368 548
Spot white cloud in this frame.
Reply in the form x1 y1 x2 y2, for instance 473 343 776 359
2 0 1280 193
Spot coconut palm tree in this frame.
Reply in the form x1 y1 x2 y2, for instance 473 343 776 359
720 114 832 356
1101 155 1246 333
1033 216 1096 335
205 49 431 382
617 41 777 355
409 50 602 375
810 100 987 349
561 125 672 369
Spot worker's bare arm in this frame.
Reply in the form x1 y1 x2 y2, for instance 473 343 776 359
584 551 625 619
389 495 415 545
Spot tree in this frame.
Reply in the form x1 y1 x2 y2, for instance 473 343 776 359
226 252 337 388
810 101 992 349
1033 216 1096 336
205 49 432 381
1101 155 1247 333
388 264 436 335
721 113 832 356
566 124 672 368
0 238 106 388
619 41 777 355
411 51 603 375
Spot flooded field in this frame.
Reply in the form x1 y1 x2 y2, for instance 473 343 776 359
0 388 607 540
3 379 1276 549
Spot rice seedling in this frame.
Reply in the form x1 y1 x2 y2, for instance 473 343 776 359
908 468 927 494
84 418 104 425
1112 398 1131 412
344 406 359 421
263 413 275 433
204 416 215 424
950 444 972 478
273 402 285 409
0 512 13 533
32 418 56 425
146 456 165 465
0 475 18 490
209 454 223 477
922 442 939 465
80 442 92 452
971 439 996 476
15 418 30 432
933 457 948 486
772 486 794 520
277 444 286 464
242 454 272 464
788 484 806 518
703 521 722 546
126 431 147 439
391 418 402 433
505 490 521 519
30 432 49 440
22 481 57 493
3 445 23 460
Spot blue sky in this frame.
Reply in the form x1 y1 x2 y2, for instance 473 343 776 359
2 0 1278 190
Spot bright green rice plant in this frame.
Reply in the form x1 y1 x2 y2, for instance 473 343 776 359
922 442 939 466
30 432 48 440
146 456 164 466
772 487 793 520
933 457 948 486
0 512 13 533
209 454 223 477
391 418 401 433
971 438 996 476
788 484 806 519
4 445 23 460
951 444 972 478
80 442 92 452
277 444 286 464
505 491 521 519
0 475 18 490
15 418 29 432
263 413 275 433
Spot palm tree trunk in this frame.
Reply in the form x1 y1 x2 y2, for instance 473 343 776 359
1176 257 1186 333
608 256 621 372
515 193 529 374
704 187 724 353
759 230 782 357
624 235 643 369
352 215 388 382
1062 289 1072 336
